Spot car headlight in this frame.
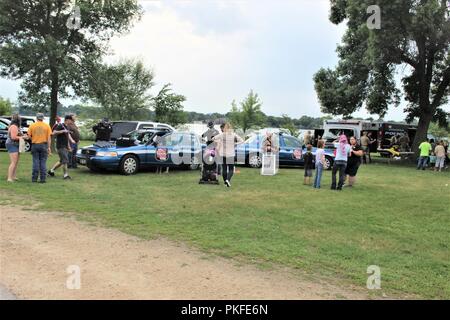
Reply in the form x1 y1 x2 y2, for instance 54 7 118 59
96 151 118 157
77 149 82 155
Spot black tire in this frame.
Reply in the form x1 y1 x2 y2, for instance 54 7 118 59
248 154 262 168
324 156 333 170
24 140 31 152
120 154 139 175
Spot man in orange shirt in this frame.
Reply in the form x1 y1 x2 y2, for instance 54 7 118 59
27 113 52 183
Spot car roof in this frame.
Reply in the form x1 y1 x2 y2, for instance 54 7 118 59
113 121 163 124
1 115 35 118
135 129 169 133
252 132 298 139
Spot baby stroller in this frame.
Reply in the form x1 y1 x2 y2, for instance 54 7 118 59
199 148 219 185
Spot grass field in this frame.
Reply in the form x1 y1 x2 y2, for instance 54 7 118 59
0 147 449 299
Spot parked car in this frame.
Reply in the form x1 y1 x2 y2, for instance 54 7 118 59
0 115 36 133
0 117 33 152
77 130 201 175
0 118 9 149
110 121 176 141
236 132 335 170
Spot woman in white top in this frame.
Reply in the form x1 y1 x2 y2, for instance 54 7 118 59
213 123 244 187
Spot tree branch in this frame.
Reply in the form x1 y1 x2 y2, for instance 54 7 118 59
431 66 450 108
400 53 419 69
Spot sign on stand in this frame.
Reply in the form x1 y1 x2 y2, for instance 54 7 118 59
261 153 278 176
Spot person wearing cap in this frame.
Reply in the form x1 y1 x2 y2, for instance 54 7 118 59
48 115 75 180
202 121 219 146
27 113 52 183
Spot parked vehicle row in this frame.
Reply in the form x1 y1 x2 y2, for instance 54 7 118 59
76 130 336 175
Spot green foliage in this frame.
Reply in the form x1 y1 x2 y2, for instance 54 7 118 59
279 114 298 136
88 59 154 121
314 0 450 153
153 84 187 126
0 96 13 115
228 90 266 132
0 0 143 125
78 119 97 141
428 121 450 139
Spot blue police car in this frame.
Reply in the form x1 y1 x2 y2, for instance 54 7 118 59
77 130 202 175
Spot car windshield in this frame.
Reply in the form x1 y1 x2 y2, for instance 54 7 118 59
283 136 302 148
112 122 137 139
160 133 198 147
126 131 154 144
323 129 355 140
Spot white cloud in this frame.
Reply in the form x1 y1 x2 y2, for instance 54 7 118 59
108 0 346 117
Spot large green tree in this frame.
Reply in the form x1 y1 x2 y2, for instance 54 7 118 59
314 0 450 153
153 83 187 126
228 90 266 132
88 59 154 120
0 0 142 126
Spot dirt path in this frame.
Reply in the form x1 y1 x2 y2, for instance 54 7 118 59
0 206 369 300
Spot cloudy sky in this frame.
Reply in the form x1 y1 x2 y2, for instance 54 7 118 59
0 0 429 120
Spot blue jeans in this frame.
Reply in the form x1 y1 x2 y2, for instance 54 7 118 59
331 160 347 190
31 144 48 182
313 163 323 189
417 156 429 170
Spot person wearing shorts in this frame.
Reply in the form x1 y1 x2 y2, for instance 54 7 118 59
303 145 314 185
345 137 364 187
5 114 22 183
434 141 446 172
48 115 75 180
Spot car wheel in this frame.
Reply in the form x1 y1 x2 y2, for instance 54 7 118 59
24 141 31 152
324 156 333 170
248 154 262 168
120 155 139 175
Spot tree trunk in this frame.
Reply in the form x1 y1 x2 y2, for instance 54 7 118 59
412 112 433 158
50 66 59 128
49 66 59 152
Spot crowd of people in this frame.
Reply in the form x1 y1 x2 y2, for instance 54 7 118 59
417 138 449 172
4 113 449 189
300 135 364 191
5 113 80 183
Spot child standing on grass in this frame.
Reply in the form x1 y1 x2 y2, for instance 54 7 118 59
303 145 314 185
313 140 326 189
